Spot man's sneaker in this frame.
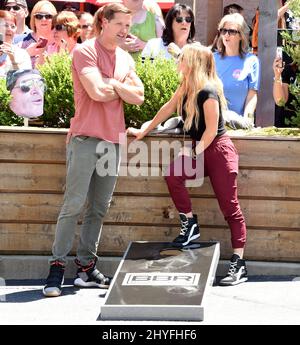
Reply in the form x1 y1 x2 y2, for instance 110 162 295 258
74 258 112 289
43 261 65 297
219 254 248 286
173 213 200 247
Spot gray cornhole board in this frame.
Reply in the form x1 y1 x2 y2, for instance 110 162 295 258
100 241 220 321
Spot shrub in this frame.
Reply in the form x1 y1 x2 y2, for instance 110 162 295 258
281 32 300 127
39 53 180 128
38 52 74 128
124 56 180 127
281 1 300 127
0 78 23 126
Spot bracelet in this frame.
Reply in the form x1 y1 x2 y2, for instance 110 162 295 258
273 77 282 83
191 147 197 160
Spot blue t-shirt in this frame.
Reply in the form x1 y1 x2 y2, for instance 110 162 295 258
214 52 260 116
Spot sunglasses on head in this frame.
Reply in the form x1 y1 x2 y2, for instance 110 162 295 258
80 24 92 29
55 24 68 31
220 28 240 36
5 5 22 11
34 13 53 20
15 79 45 93
175 16 193 24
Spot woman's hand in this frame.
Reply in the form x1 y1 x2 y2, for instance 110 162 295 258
121 34 145 53
178 146 192 157
26 42 46 58
127 127 146 140
273 57 284 79
0 42 15 59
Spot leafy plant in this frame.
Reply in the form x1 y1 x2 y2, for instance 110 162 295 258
289 0 300 17
38 52 74 128
0 78 23 126
281 38 300 126
124 56 180 127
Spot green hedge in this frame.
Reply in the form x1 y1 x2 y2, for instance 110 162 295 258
0 78 23 126
124 56 179 127
0 52 179 128
1 50 299 130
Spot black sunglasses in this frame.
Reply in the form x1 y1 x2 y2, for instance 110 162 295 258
220 28 240 36
55 24 67 31
34 13 53 20
5 5 22 11
81 24 92 29
175 16 193 24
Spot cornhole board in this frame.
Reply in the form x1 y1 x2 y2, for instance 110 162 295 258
100 241 220 321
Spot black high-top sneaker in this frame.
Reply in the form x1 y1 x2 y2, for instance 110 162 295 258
43 261 65 297
74 258 112 289
173 213 200 246
219 254 248 286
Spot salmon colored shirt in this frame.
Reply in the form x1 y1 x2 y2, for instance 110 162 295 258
70 38 135 143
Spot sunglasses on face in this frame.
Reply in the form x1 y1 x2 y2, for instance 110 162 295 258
5 5 22 11
175 16 193 24
220 28 240 36
80 24 92 29
34 13 53 20
14 79 45 93
55 24 67 31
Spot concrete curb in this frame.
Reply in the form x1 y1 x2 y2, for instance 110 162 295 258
1 255 300 280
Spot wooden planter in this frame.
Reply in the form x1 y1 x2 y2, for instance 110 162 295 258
0 126 299 261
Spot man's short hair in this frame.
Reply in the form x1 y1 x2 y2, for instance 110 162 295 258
4 0 28 9
6 69 41 91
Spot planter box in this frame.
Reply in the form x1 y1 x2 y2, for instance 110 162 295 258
0 126 300 261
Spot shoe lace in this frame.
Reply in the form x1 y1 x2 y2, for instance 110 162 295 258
180 219 189 236
227 261 238 276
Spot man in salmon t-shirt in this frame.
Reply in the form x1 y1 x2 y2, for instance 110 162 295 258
43 3 144 297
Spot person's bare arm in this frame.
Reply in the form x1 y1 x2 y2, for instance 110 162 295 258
110 70 144 105
128 87 180 139
273 57 289 105
243 89 257 118
278 1 290 18
274 81 289 105
79 68 119 102
155 14 165 38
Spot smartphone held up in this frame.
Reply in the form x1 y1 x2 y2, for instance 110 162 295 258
36 37 48 48
276 47 283 68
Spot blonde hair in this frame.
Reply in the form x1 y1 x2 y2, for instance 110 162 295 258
177 43 227 131
30 0 57 32
93 3 131 36
216 13 249 58
54 11 81 39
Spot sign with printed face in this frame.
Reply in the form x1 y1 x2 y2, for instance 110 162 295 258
6 69 45 119
101 241 220 321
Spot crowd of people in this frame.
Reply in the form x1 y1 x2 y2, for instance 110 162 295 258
0 1 298 296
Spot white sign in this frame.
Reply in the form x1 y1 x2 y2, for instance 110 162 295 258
122 273 201 286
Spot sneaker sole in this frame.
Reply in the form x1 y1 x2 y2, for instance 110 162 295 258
74 277 110 289
42 287 62 297
219 276 248 286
